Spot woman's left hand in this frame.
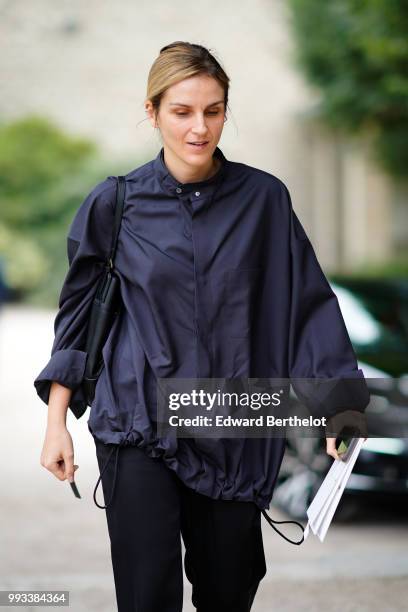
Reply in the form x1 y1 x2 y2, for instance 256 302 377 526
325 409 368 461
325 437 343 461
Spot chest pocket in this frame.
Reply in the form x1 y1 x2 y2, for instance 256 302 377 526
224 267 262 338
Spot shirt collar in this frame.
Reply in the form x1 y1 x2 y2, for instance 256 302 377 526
154 145 228 198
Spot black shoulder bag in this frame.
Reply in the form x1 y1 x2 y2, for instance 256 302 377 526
81 176 126 407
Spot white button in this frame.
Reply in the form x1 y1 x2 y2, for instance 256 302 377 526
195 191 200 196
176 187 182 193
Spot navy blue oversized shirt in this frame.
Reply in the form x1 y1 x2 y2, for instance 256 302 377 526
34 146 369 511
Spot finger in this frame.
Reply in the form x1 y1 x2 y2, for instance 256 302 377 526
326 437 341 461
63 453 75 483
48 460 66 481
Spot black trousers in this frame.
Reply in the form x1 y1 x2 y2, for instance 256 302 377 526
94 439 267 612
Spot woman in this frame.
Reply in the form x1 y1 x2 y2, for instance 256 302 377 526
34 41 369 612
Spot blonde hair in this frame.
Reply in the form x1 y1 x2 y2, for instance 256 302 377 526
145 41 230 120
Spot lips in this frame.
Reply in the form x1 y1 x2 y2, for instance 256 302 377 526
187 141 209 148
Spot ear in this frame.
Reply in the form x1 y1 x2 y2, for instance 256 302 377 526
145 102 159 129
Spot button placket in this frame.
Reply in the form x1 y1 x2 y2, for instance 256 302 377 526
190 210 213 378
157 161 227 379
177 194 193 239
178 191 209 237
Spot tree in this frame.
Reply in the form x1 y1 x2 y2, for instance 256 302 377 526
0 116 102 304
287 0 408 178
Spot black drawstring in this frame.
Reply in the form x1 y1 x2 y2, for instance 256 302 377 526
93 444 121 509
261 509 305 545
93 432 133 509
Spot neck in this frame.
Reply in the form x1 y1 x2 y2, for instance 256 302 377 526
163 147 221 184
206 156 221 180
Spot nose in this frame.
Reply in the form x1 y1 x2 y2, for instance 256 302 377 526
191 113 209 135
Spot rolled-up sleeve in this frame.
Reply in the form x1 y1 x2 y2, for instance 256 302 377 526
33 179 116 419
283 184 370 419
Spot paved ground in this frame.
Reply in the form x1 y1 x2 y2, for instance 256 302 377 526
1 304 408 611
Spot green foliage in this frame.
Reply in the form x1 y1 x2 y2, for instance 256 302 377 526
0 223 47 290
344 253 408 278
0 115 117 306
288 0 408 177
0 115 97 229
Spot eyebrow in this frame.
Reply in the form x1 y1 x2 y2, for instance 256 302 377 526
169 100 224 108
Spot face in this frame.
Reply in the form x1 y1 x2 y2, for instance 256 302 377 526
146 74 226 177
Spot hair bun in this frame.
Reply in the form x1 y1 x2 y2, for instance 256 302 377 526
160 41 186 54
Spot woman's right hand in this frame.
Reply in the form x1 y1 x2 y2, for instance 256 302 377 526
40 424 79 483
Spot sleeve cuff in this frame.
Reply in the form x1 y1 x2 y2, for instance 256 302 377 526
33 349 89 420
290 369 371 420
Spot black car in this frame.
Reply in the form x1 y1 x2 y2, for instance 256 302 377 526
329 276 408 376
273 278 408 521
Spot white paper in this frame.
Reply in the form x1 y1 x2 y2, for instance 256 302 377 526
303 438 364 542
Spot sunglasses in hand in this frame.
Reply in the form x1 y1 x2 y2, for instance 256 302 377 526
69 480 81 498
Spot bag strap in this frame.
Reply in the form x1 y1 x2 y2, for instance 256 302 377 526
261 509 305 545
107 176 126 269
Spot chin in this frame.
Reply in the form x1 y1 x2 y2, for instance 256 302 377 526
183 152 210 163
184 145 214 158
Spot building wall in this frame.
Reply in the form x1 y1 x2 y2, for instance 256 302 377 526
1 0 402 271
